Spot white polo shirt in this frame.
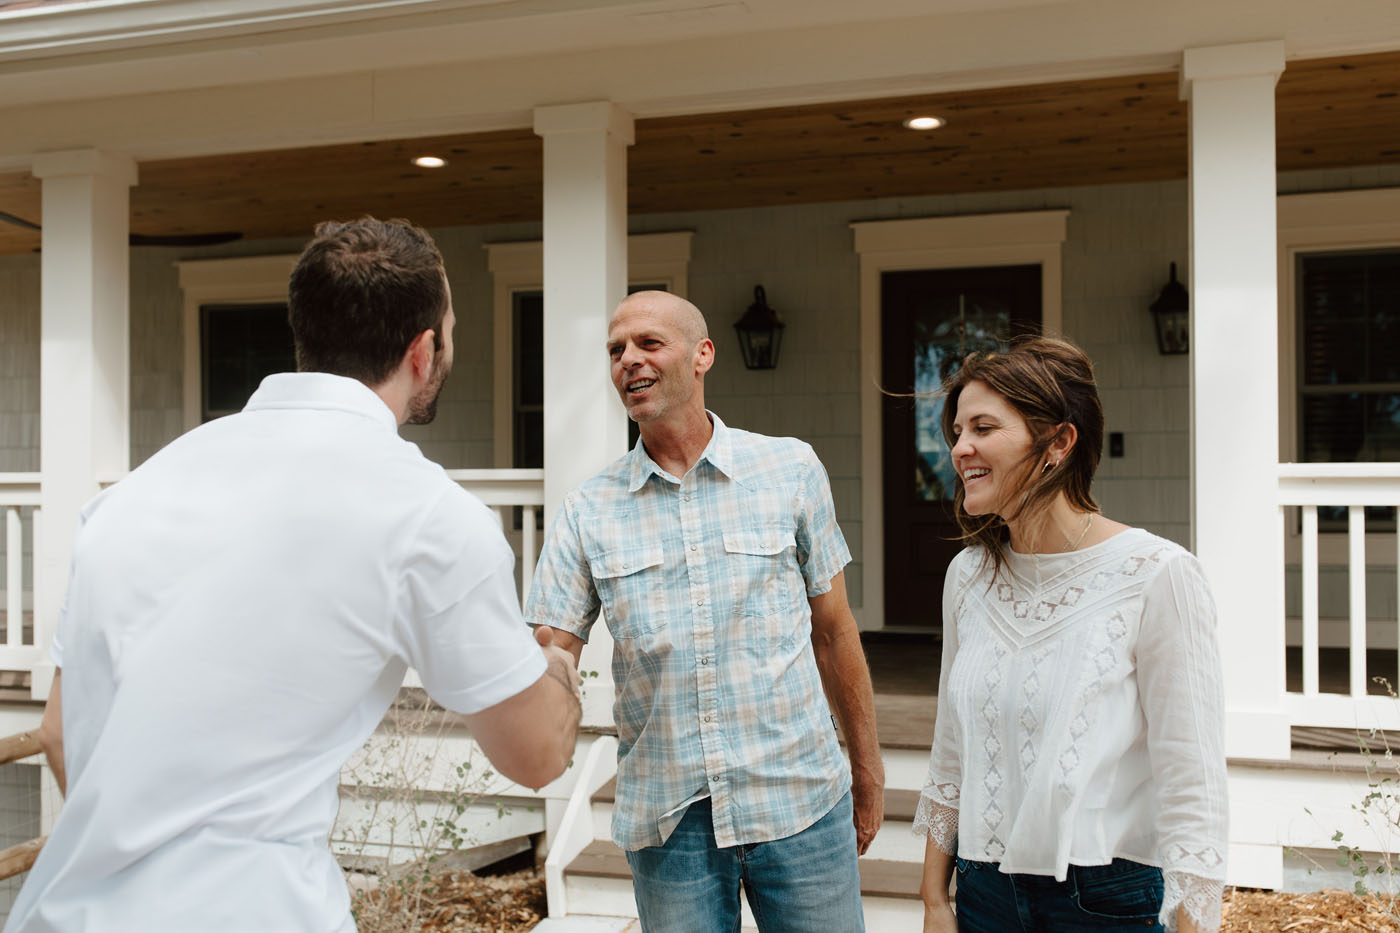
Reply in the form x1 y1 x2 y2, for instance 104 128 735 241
7 373 546 933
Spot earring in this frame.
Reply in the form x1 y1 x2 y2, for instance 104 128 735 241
1042 460 1055 475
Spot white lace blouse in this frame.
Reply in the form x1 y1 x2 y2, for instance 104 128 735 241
915 528 1228 932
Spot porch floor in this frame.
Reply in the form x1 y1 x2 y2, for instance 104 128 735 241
860 631 1400 751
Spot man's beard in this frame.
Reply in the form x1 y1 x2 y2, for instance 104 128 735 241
406 356 451 425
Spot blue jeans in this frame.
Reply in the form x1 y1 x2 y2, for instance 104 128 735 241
955 857 1165 932
624 792 865 933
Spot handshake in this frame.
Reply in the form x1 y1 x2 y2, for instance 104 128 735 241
535 625 583 701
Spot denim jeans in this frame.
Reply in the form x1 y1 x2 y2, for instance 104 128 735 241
954 856 1165 932
623 792 865 933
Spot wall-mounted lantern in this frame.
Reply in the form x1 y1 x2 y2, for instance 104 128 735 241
1149 262 1190 355
734 285 785 370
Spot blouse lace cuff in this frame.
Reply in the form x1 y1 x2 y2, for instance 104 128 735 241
1161 869 1224 933
911 794 958 856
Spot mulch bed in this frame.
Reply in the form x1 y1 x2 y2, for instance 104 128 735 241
1222 888 1399 932
354 870 1399 932
352 868 547 933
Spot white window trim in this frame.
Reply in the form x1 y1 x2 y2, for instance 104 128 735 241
176 255 299 433
1277 188 1400 567
850 210 1068 630
484 231 693 468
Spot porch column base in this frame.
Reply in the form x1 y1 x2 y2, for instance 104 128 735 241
1226 842 1283 890
1225 708 1291 761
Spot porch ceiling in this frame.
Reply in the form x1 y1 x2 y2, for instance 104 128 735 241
0 49 1396 255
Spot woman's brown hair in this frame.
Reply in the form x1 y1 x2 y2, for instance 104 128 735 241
938 335 1104 581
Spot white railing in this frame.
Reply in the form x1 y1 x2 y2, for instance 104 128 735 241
445 469 546 606
1279 463 1400 730
0 469 545 681
0 474 41 674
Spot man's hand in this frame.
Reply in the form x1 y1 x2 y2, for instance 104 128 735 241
852 769 883 855
535 625 582 699
460 626 584 790
809 572 884 855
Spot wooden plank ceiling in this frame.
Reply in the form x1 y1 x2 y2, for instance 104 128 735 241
1 50 1397 255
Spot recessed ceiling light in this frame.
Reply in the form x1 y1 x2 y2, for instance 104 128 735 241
903 116 946 131
412 156 446 168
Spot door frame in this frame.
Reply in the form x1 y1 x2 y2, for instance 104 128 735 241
850 210 1068 630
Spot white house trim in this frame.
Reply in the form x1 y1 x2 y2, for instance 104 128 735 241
176 254 300 433
1277 188 1400 568
485 231 693 469
1182 41 1289 775
32 148 138 701
849 209 1068 630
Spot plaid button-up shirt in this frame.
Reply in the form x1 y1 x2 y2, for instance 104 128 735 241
525 413 853 851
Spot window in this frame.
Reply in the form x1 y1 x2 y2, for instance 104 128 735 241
177 255 299 432
510 284 663 467
200 302 295 422
512 291 544 468
1296 247 1400 529
485 232 693 469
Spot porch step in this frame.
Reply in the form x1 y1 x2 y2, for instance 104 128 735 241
561 756 931 927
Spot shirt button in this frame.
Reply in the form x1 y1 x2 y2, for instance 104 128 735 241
690 544 698 551
704 714 713 723
696 599 704 606
682 494 691 502
701 657 709 665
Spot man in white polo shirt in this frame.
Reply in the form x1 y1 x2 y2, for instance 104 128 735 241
7 217 581 932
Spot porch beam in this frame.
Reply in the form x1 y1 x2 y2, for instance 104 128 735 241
533 101 633 730
1181 42 1289 762
31 149 136 701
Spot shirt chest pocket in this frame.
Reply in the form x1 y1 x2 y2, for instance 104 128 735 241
593 545 666 639
722 527 798 624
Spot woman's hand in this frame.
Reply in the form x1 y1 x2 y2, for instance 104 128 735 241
920 838 957 932
922 900 957 933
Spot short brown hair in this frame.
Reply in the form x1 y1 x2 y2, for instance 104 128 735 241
939 335 1104 580
288 217 447 385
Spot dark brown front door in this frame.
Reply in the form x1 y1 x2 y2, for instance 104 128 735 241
880 265 1042 628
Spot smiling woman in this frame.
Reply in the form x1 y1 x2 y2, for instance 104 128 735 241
916 336 1229 933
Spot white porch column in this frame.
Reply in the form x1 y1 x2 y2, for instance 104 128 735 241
1181 43 1288 762
533 102 633 726
31 149 136 700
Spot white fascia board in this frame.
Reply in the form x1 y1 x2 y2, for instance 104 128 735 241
0 0 547 61
4 1 1400 167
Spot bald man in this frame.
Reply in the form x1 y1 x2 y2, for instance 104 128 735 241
526 292 882 932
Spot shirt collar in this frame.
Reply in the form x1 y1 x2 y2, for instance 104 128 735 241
625 410 736 492
243 372 398 431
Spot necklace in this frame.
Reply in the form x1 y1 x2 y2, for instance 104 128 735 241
1063 513 1094 552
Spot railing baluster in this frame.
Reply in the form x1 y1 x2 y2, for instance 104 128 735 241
29 508 39 650
492 506 506 531
1301 506 1319 697
1396 516 1400 694
521 506 537 607
6 507 20 649
1349 505 1368 698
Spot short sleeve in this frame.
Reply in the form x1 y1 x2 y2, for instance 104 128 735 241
1137 551 1228 932
524 493 603 642
914 550 968 854
396 487 546 715
792 446 851 597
